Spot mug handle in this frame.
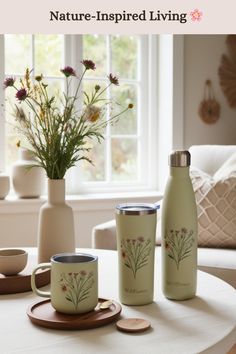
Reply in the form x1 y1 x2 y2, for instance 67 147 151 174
31 263 51 298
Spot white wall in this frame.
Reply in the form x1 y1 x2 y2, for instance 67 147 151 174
184 35 236 148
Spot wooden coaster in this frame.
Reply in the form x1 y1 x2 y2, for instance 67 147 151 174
116 318 151 333
27 298 122 330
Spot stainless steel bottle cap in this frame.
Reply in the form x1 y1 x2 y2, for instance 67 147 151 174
169 150 191 167
116 203 159 215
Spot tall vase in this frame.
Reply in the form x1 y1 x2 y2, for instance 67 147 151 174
37 179 75 263
12 148 45 198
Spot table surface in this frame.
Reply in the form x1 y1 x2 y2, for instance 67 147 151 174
0 248 236 354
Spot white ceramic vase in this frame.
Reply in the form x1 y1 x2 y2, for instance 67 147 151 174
37 179 75 263
12 148 45 198
0 173 10 199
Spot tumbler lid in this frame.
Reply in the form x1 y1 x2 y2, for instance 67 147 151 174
169 150 191 167
116 203 159 215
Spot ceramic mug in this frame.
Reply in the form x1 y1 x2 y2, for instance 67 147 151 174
31 253 98 314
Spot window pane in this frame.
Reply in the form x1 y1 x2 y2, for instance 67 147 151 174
111 138 137 181
83 35 107 77
111 35 138 79
3 34 143 189
35 35 64 76
4 35 64 170
81 140 105 181
5 87 28 167
111 84 137 135
5 35 31 75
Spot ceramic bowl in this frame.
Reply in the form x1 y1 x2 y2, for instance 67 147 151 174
0 249 28 276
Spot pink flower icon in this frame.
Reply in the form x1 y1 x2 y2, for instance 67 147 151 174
190 9 203 21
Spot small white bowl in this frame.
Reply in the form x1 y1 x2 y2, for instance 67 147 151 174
0 249 28 276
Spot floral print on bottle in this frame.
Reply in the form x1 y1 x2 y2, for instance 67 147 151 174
164 228 195 270
121 237 152 278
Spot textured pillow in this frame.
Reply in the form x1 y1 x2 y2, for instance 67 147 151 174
190 167 236 248
214 152 236 180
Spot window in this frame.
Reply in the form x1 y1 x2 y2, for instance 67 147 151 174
0 34 158 194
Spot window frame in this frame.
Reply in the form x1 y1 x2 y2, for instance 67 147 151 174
0 34 183 196
64 34 159 194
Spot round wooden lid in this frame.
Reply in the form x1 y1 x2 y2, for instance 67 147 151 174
116 318 151 333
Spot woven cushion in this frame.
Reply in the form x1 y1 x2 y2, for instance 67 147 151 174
190 165 236 248
214 152 236 180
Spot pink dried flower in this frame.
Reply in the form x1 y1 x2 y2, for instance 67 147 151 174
16 88 27 101
108 73 119 86
3 77 15 89
60 66 76 77
81 60 96 70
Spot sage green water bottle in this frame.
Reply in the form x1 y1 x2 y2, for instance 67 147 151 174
161 150 197 300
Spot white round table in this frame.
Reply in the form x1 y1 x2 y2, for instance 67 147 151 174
0 248 235 354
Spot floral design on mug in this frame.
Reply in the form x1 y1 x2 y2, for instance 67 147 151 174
164 228 195 270
121 237 152 278
59 271 94 310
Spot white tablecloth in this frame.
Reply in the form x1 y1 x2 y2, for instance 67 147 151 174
0 248 236 354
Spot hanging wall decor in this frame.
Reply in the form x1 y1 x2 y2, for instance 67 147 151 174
198 79 221 124
218 35 236 108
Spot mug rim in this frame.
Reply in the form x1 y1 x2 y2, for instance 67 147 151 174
51 252 98 264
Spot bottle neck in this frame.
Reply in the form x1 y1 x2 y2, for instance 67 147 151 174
47 179 65 204
169 166 190 178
